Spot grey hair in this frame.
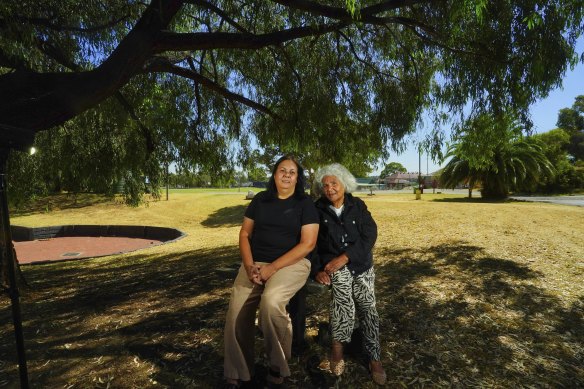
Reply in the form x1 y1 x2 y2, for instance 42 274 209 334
313 163 358 196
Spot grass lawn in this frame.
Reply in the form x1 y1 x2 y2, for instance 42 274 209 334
1 191 583 388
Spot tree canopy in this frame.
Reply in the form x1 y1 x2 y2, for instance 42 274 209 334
379 161 407 178
532 128 583 192
556 95 584 162
1 0 583 201
530 95 584 193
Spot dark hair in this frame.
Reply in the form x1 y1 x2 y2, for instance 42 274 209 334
266 154 307 199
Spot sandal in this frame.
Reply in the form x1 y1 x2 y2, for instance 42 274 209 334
369 360 387 385
330 341 345 376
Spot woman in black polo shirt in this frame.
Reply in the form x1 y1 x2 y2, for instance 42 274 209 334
223 155 319 388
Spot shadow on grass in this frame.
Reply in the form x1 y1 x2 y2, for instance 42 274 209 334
201 205 247 228
1 242 582 388
373 243 583 387
0 245 240 388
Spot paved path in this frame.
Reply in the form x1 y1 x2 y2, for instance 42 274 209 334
510 195 584 207
14 236 162 265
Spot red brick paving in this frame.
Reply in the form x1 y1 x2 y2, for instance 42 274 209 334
13 236 162 265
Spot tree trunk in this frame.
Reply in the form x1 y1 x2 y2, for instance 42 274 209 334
0 0 183 135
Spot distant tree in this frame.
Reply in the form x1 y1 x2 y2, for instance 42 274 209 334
379 162 407 179
533 128 584 192
5 150 48 208
247 167 268 182
440 114 555 198
556 95 584 162
232 171 247 187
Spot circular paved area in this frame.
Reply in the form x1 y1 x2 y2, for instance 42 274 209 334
11 225 184 265
13 236 163 265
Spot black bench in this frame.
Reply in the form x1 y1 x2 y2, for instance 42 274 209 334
289 277 329 354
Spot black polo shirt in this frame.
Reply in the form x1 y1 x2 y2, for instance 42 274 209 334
245 191 319 263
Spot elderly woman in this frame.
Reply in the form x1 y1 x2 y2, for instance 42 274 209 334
223 155 319 389
312 163 386 386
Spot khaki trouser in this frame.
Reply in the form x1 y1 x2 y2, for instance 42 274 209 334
223 258 311 381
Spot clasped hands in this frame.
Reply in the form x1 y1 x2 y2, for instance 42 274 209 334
315 255 348 285
245 262 278 285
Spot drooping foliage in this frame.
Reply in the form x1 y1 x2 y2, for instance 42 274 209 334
1 0 582 204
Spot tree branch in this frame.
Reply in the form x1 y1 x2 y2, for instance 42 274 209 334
338 30 401 81
187 57 203 127
0 47 27 70
403 24 509 64
270 0 432 23
152 22 348 52
183 0 251 33
0 0 184 132
115 91 156 153
145 57 281 120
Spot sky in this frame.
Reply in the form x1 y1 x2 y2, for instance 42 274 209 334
382 48 584 175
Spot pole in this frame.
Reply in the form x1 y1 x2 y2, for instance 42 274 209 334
418 147 422 191
165 162 169 201
0 148 30 389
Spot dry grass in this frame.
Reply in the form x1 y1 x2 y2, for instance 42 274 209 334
1 190 583 388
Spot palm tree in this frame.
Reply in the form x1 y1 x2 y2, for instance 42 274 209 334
440 136 555 199
439 151 477 198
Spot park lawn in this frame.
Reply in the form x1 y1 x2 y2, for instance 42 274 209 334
1 191 583 388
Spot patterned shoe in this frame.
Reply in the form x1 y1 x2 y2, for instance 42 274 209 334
369 361 387 385
330 341 345 376
330 358 345 376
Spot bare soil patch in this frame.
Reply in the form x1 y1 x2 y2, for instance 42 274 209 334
1 191 582 388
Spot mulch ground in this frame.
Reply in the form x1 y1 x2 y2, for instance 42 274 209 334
13 236 162 265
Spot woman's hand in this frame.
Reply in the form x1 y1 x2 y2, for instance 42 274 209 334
324 254 349 275
258 263 278 282
244 262 262 285
315 270 331 285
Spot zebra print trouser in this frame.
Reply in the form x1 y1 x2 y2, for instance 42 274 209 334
330 266 381 361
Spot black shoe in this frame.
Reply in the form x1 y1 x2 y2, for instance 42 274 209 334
240 380 255 389
223 381 254 389
265 368 283 389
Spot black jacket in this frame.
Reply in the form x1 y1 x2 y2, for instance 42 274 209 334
312 193 377 277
